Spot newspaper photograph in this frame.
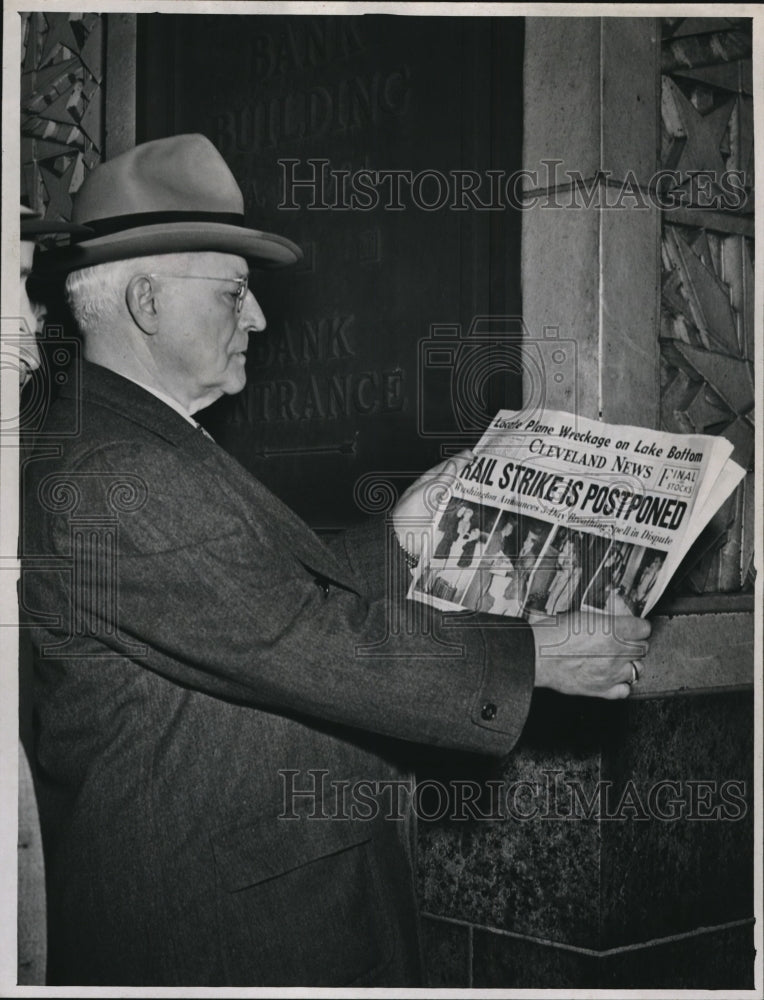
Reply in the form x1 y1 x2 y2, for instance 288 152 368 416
410 409 746 620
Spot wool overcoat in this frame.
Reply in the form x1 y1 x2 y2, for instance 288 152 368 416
21 361 535 986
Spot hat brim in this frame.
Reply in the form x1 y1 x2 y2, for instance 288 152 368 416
21 219 92 238
37 222 303 273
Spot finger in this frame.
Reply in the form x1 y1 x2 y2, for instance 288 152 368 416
610 620 651 657
613 615 652 640
619 662 638 685
440 451 475 480
634 617 651 638
605 682 633 700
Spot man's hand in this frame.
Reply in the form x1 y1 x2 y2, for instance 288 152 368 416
532 611 651 700
392 450 474 558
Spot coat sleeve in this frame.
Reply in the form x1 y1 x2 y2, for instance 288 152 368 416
24 440 535 758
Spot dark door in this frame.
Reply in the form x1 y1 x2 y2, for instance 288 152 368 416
137 12 523 527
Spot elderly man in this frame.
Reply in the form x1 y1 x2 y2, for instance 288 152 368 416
22 134 649 986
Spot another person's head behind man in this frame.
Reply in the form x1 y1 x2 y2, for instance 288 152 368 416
18 206 87 389
19 219 42 387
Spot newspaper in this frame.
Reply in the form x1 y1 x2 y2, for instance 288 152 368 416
409 409 746 620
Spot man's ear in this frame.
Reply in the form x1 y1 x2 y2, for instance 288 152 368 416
125 274 160 334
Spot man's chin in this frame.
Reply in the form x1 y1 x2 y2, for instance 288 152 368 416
219 372 247 398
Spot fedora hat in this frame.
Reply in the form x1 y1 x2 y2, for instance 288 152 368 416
41 134 301 272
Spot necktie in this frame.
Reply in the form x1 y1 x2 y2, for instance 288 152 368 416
195 423 215 443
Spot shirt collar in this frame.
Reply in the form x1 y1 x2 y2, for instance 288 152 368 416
129 378 198 427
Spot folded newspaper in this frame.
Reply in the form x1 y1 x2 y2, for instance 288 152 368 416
408 409 746 619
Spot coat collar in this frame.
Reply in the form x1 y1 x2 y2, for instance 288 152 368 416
63 361 205 447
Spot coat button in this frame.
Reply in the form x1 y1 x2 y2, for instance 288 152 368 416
481 702 498 721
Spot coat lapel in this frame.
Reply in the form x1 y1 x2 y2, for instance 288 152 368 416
69 363 361 593
204 440 359 591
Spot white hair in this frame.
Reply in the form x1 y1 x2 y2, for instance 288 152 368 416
65 252 200 337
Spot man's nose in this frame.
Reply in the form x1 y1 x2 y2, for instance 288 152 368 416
239 290 266 333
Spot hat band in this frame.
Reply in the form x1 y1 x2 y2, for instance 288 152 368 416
74 210 247 241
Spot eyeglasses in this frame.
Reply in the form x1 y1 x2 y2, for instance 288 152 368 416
147 273 249 313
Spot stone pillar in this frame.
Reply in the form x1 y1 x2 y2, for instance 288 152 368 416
521 17 661 425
